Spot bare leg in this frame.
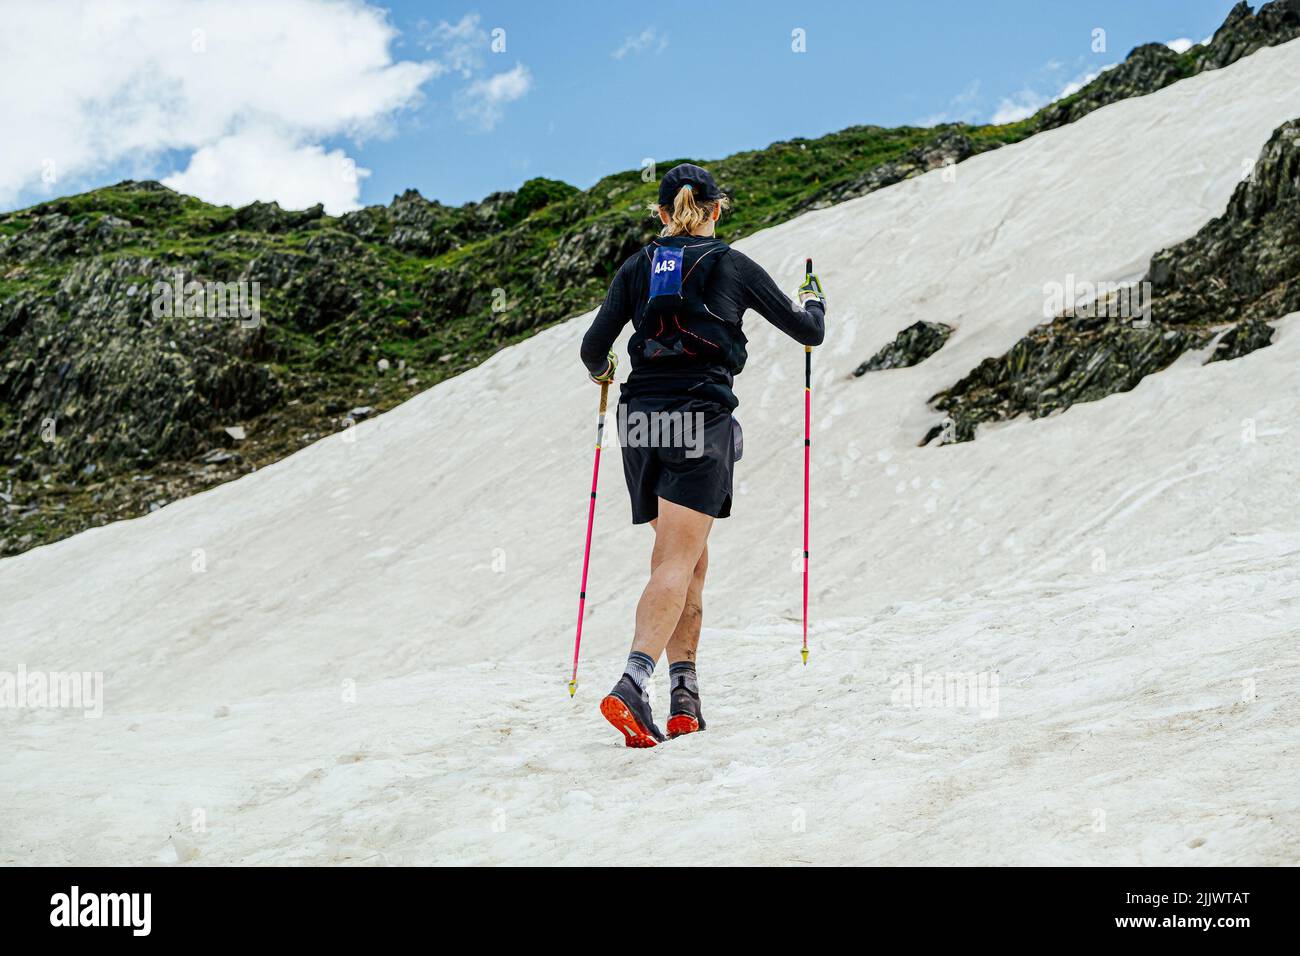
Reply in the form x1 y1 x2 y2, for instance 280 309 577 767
666 545 707 665
630 499 713 663
647 519 708 665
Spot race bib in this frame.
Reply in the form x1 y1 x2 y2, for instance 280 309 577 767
649 246 684 298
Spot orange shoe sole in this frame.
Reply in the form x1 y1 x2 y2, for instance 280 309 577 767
667 714 701 739
600 694 660 748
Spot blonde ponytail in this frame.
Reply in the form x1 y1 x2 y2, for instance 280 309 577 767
646 185 731 237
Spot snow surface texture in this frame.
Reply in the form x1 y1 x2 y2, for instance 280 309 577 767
4 40 1300 866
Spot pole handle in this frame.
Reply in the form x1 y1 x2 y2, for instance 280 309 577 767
804 259 817 356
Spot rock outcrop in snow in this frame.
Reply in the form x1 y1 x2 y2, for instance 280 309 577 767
926 117 1300 444
853 321 953 376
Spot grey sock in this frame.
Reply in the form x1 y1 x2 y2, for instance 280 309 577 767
624 651 656 694
669 660 698 696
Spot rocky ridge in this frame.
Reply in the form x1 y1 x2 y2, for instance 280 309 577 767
926 118 1300 444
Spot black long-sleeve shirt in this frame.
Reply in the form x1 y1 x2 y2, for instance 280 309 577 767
580 243 825 407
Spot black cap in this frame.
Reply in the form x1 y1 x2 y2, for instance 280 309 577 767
658 163 720 206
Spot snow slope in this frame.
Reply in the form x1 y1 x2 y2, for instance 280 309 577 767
3 40 1300 866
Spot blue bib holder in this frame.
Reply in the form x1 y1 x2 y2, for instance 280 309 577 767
649 246 685 299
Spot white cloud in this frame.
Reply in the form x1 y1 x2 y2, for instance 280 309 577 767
0 0 438 212
1056 69 1101 100
456 63 533 131
1057 63 1118 100
420 12 488 78
612 27 668 59
987 62 1118 124
1166 37 1195 54
927 63 1117 128
163 129 370 214
916 79 983 127
991 90 1047 125
931 55 1125 130
422 13 533 131
952 80 982 107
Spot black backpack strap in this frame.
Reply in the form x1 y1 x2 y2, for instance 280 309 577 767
682 241 727 284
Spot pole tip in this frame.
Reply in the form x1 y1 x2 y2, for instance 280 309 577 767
568 680 577 697
801 647 809 666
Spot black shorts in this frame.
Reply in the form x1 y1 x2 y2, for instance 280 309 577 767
618 396 740 524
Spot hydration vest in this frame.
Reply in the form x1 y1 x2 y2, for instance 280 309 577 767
628 237 745 372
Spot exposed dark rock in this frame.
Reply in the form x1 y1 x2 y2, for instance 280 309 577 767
1199 0 1300 69
550 214 649 289
1146 121 1300 329
1207 317 1275 362
925 118 1300 445
335 181 579 257
1034 45 1186 131
340 188 496 257
233 201 324 233
927 322 1212 444
854 321 953 375
0 254 282 471
0 210 139 262
1036 1 1300 131
789 130 978 215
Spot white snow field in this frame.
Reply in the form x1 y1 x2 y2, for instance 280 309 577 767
4 41 1300 867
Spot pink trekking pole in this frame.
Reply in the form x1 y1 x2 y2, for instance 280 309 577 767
802 258 814 666
570 380 610 696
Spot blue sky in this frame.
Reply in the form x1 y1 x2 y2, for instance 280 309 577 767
0 0 1243 214
369 0 1237 206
